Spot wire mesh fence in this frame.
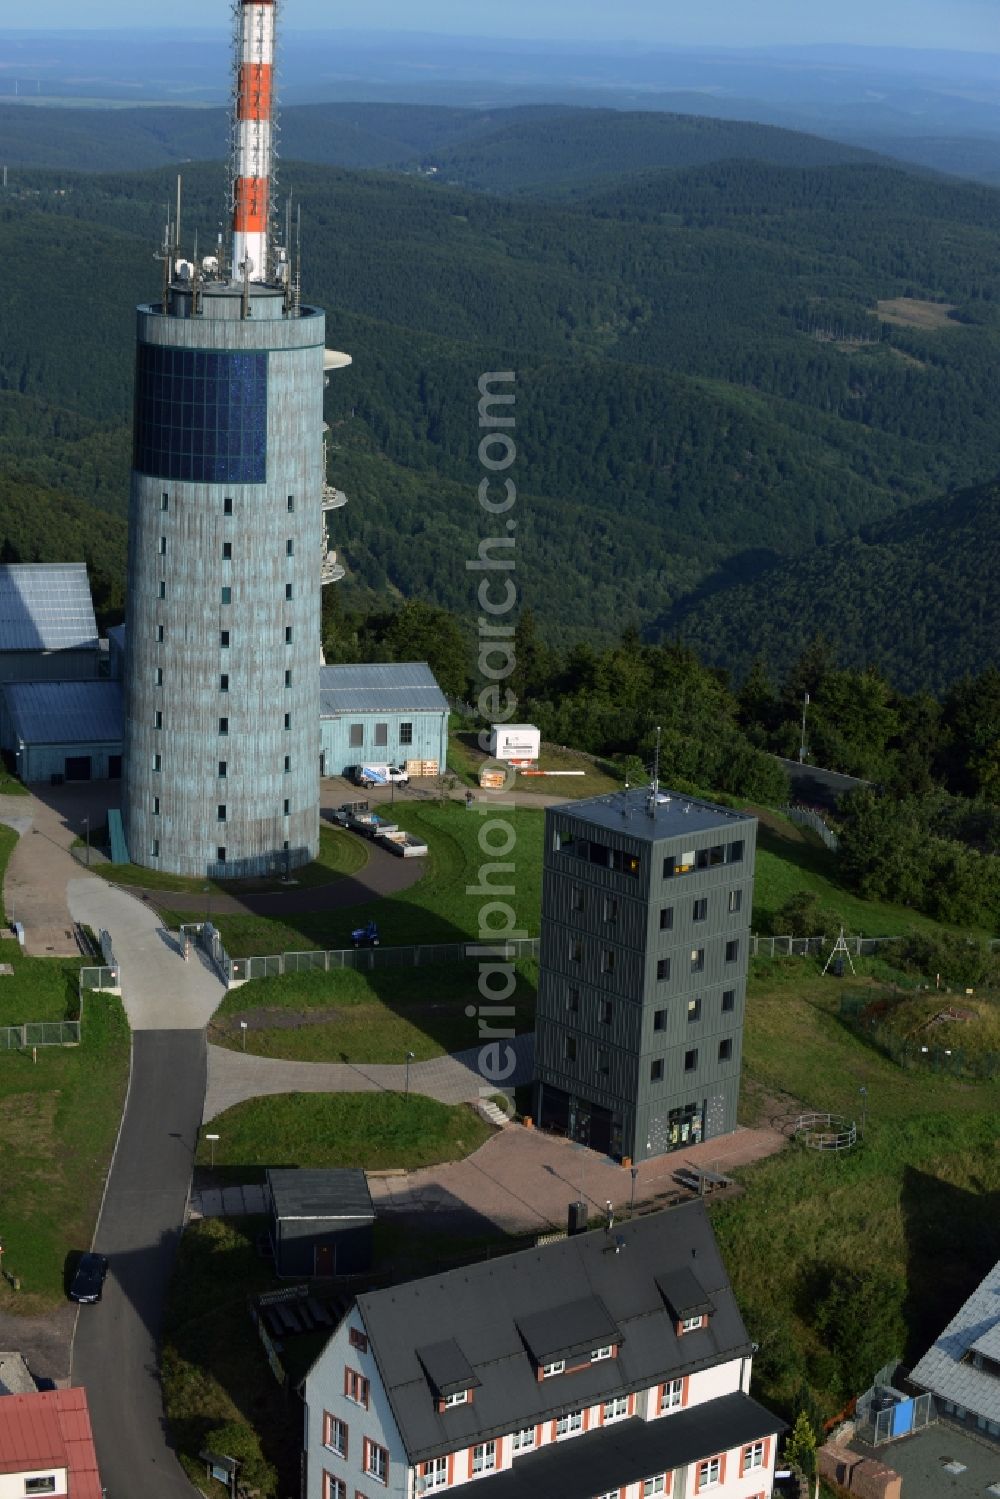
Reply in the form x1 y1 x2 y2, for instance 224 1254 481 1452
228 937 540 986
0 1020 82 1049
782 805 840 851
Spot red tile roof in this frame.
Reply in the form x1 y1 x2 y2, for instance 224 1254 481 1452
0 1387 102 1498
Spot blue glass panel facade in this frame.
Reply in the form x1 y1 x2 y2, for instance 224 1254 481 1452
133 344 268 483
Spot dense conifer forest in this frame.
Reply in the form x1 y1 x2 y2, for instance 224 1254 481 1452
1 114 999 686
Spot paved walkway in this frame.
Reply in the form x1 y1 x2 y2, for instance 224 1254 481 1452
203 1033 534 1121
0 791 88 956
67 878 224 1031
367 1122 786 1234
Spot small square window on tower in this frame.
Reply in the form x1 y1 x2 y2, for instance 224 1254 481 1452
283 799 290 816
223 497 233 516
158 581 166 599
287 495 295 512
284 713 291 730
286 538 294 557
217 845 226 863
160 493 169 511
222 542 232 560
217 804 227 823
285 626 293 644
285 583 293 601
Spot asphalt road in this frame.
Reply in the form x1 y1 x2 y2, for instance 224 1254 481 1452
72 1031 206 1499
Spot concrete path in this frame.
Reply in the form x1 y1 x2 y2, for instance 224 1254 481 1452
72 1031 207 1499
67 877 224 1031
203 1033 534 1122
0 791 89 956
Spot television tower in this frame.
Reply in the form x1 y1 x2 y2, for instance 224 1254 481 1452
231 0 275 281
121 0 350 878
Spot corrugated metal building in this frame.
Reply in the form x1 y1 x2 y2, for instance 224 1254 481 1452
0 563 100 684
0 682 124 783
533 788 757 1163
319 662 449 777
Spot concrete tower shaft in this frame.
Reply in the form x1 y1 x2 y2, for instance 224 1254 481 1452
123 282 328 878
232 0 276 281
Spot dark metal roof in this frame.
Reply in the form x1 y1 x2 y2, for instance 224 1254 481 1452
267 1168 374 1222
516 1295 621 1366
319 662 449 717
355 1202 755 1463
416 1340 481 1398
656 1269 715 1321
0 564 98 652
473 1394 782 1499
3 681 123 746
551 787 754 844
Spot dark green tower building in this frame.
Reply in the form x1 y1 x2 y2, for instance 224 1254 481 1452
533 787 757 1162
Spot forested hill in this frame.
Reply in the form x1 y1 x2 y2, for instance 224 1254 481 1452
662 478 1000 695
0 99 888 186
3 151 1000 689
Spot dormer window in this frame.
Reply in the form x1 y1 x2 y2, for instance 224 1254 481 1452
591 1345 614 1362
681 1314 705 1333
443 1390 469 1408
542 1359 565 1378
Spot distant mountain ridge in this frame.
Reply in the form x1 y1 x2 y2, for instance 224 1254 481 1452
0 99 889 187
663 478 1000 693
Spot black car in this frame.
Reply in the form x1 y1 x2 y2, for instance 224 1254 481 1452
69 1252 108 1304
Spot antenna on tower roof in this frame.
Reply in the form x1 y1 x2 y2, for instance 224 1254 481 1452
646 726 661 818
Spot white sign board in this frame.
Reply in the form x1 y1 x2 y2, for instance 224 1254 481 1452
490 724 541 762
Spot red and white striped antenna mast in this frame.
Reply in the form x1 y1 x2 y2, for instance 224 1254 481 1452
230 0 276 283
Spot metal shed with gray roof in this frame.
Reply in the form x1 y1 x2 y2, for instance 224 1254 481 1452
0 681 123 784
267 1168 375 1279
0 564 100 684
318 662 449 778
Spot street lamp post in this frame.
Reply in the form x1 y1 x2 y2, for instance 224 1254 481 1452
83 816 90 867
205 1133 219 1170
405 1050 415 1101
203 883 211 929
629 1166 638 1218
240 1020 248 1052
859 1086 868 1141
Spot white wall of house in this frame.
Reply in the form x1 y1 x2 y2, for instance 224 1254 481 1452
0 1468 67 1498
304 1310 409 1498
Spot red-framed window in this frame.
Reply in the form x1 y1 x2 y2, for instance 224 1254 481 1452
322 1412 348 1458
739 1437 772 1476
344 1367 370 1409
349 1327 369 1355
694 1453 726 1493
363 1438 389 1486
322 1474 346 1499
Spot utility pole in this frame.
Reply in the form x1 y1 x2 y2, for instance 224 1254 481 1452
798 691 810 765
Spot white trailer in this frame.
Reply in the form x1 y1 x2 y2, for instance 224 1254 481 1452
490 724 541 763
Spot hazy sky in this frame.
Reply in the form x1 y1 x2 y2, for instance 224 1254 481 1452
11 0 1000 50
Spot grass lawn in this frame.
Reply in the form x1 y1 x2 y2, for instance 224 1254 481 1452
0 823 17 921
194 800 545 957
85 823 368 896
209 959 537 1063
0 942 83 1026
714 955 1000 1420
0 993 130 1310
0 766 28 797
196 1092 494 1178
751 808 991 938
449 728 623 799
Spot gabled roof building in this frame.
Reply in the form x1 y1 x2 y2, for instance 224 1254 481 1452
0 1386 103 1498
303 1201 781 1498
911 1258 1000 1442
